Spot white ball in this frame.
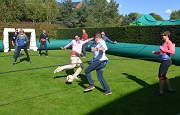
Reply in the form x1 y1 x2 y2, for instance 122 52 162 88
66 75 74 82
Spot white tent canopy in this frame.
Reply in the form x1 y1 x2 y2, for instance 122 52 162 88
3 28 38 52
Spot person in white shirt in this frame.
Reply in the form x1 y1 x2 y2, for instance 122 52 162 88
84 33 112 95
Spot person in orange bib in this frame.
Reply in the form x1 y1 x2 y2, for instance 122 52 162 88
39 30 50 57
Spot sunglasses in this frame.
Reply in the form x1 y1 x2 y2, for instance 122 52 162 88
161 34 166 36
101 34 105 35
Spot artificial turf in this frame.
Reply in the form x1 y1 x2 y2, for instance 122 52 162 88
0 50 179 115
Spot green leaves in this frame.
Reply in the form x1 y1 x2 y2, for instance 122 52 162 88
170 9 180 20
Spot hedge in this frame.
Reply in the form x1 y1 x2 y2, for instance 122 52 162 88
56 25 180 46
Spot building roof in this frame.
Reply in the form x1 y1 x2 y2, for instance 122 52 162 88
58 2 81 8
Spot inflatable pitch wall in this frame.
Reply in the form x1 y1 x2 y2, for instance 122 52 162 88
35 40 180 66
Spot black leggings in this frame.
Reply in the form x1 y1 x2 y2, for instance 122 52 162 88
158 59 172 80
14 46 30 62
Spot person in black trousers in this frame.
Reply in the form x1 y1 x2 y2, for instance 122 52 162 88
39 30 50 56
13 29 31 65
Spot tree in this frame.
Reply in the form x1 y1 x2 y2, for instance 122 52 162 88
56 0 77 28
83 0 120 27
120 12 141 26
0 0 25 22
149 13 163 21
170 9 180 20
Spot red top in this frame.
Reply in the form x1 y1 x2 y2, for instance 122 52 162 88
154 40 175 55
82 33 88 41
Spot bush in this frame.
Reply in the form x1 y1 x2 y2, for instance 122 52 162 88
57 25 180 46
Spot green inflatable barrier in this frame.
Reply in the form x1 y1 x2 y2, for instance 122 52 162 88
36 39 180 66
36 39 72 50
87 41 180 66
0 41 4 52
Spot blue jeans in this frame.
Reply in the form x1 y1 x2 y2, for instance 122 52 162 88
13 44 21 58
85 61 110 92
39 42 48 56
82 43 87 57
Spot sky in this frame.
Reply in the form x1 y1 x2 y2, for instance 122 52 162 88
56 0 180 20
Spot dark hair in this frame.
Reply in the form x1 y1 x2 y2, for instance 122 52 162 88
161 31 170 37
74 34 80 37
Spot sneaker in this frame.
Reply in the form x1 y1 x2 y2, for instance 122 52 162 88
103 91 112 95
13 62 17 65
74 76 80 80
39 54 41 56
166 89 175 94
54 66 61 74
84 85 95 92
154 91 163 96
82 56 86 58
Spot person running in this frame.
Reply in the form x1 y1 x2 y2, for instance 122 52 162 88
101 31 117 44
54 34 94 80
152 31 175 95
81 29 88 58
39 30 50 57
11 28 20 59
84 33 112 95
13 29 31 65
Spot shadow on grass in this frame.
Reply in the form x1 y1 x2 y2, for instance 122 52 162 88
122 73 150 87
87 76 180 115
77 74 105 92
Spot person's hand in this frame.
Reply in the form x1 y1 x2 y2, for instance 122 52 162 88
114 41 117 44
152 51 155 54
12 43 14 46
91 47 97 51
61 47 65 50
90 37 94 41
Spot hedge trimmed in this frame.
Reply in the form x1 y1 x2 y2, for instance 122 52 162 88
57 25 180 46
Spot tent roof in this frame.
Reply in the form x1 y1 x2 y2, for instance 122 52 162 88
130 14 180 26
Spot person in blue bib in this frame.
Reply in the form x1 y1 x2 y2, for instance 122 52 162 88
39 30 50 56
84 33 112 95
13 29 31 65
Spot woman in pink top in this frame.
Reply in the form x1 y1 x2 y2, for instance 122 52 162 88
152 31 175 95
54 34 94 81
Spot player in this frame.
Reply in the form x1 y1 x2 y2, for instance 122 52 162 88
152 31 175 95
39 30 50 57
84 33 112 95
54 34 94 80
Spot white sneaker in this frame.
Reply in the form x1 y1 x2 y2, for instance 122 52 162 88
54 66 61 74
74 76 80 80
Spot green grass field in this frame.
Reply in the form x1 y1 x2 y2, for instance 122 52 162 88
0 50 179 115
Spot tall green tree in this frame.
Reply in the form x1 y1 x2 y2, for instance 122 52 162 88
42 0 59 22
0 0 25 22
84 0 120 27
149 13 163 21
170 9 180 20
56 0 77 27
120 12 141 26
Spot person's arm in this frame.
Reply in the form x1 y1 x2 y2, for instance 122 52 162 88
16 35 19 46
104 36 114 44
46 34 50 43
24 34 29 43
152 51 160 55
63 40 73 49
39 34 41 43
82 37 94 44
160 41 175 54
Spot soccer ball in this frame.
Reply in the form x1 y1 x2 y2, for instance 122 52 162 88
66 75 74 82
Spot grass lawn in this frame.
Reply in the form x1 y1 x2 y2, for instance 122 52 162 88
0 50 179 115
